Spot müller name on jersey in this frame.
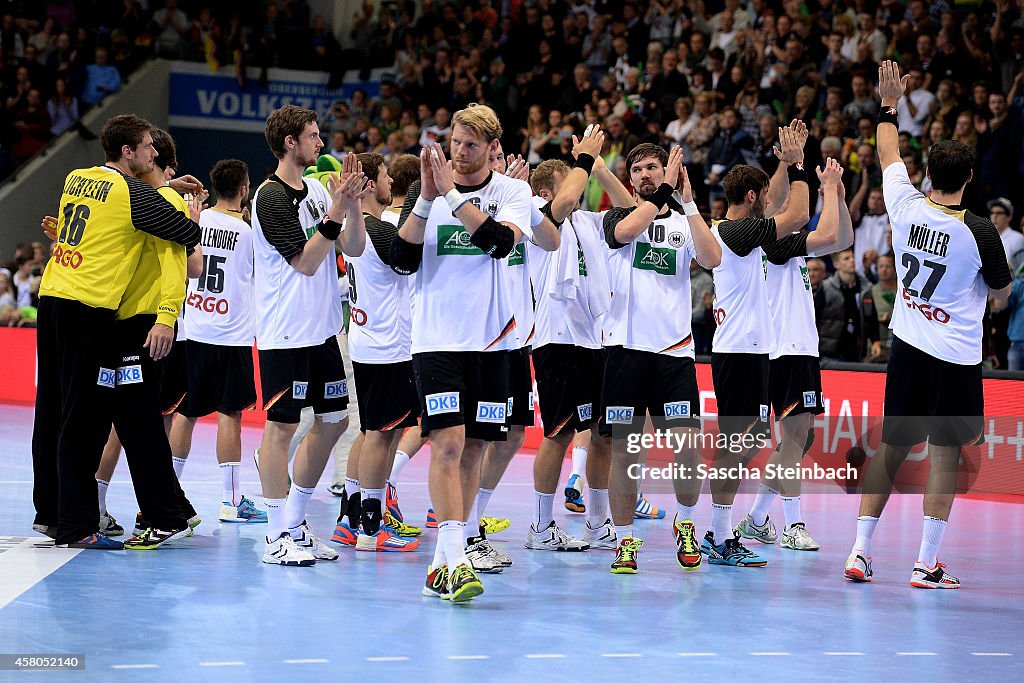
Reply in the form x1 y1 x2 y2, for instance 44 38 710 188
907 222 950 257
201 225 241 251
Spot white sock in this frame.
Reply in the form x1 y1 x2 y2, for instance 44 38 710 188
344 477 360 497
917 516 947 567
571 446 588 477
172 456 187 479
285 483 316 536
533 490 555 531
431 536 446 568
781 495 802 527
853 515 879 556
475 487 494 521
220 462 241 506
614 524 633 541
390 450 411 482
265 498 287 541
750 484 778 526
463 492 479 544
676 502 696 522
96 479 109 516
587 487 609 527
711 503 733 542
439 520 468 566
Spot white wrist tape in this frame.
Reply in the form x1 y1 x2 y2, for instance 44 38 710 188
412 196 433 219
444 188 467 213
682 200 700 216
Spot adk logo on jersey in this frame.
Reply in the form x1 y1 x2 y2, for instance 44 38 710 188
437 224 485 256
325 380 348 398
476 401 507 424
803 391 817 408
605 406 635 424
116 365 143 385
632 242 676 275
426 391 460 415
759 404 770 422
292 381 308 399
578 246 587 276
97 367 116 388
800 264 811 291
507 242 525 266
577 403 593 422
664 401 690 419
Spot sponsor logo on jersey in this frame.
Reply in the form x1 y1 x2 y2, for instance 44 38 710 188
186 293 230 314
476 401 507 424
803 391 817 408
53 245 84 269
578 246 587 276
325 380 348 398
664 400 691 419
577 402 593 422
426 391 460 415
605 406 635 424
97 368 116 388
507 242 525 266
116 365 143 386
668 231 684 248
436 224 485 256
292 381 308 399
759 404 770 422
800 264 811 290
632 242 676 275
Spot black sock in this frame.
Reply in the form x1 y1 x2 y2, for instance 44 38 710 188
336 487 348 524
345 491 362 528
361 497 382 536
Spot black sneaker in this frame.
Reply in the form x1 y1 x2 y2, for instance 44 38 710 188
124 527 190 550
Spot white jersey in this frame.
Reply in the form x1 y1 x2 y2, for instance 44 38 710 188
710 218 778 354
505 220 535 349
854 213 890 278
347 213 412 363
410 172 533 354
528 205 608 349
883 163 1011 364
603 207 700 357
251 176 344 350
764 233 818 358
184 208 255 346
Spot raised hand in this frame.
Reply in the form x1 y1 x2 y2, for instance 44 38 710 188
427 143 456 195
505 154 529 181
877 60 909 106
678 164 695 203
789 118 809 152
419 145 438 200
663 145 684 190
571 124 605 163
41 215 58 242
774 124 805 165
327 169 370 212
187 193 203 222
169 174 205 196
815 156 843 188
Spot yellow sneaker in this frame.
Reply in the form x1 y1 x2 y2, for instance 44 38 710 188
384 510 422 537
481 515 510 535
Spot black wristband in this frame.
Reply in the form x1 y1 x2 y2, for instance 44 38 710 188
650 182 674 209
575 153 596 175
787 163 807 183
877 105 899 127
318 218 342 241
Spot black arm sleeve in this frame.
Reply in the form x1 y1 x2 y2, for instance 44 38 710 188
397 179 422 229
763 231 809 265
602 206 636 250
124 175 201 248
365 215 399 266
716 217 778 257
389 234 423 274
539 200 562 228
965 212 1013 290
254 182 306 262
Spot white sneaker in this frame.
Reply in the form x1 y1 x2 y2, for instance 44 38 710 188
263 532 316 566
466 539 504 573
843 551 873 582
525 521 590 551
291 522 339 561
479 538 512 566
98 512 124 537
780 523 820 551
583 518 617 549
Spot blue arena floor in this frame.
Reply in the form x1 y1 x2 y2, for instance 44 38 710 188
1 404 1022 682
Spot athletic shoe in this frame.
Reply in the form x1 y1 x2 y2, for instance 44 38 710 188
735 513 778 544
466 539 505 573
356 526 421 552
124 527 190 550
843 552 873 583
481 538 512 567
780 523 819 551
524 520 590 551
32 523 56 539
610 537 644 574
385 481 403 522
910 561 960 589
57 533 123 550
634 496 665 520
98 512 124 537
263 532 316 567
481 516 510 535
291 522 339 561
133 513 147 537
327 482 345 497
583 518 617 549
448 562 484 603
564 473 585 513
331 519 359 546
219 496 268 524
673 516 702 571
186 515 201 535
700 531 767 567
425 508 438 529
384 510 421 537
422 564 450 599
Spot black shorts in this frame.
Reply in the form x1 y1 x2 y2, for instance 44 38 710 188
712 352 770 438
769 355 824 420
412 350 509 442
352 360 420 432
599 346 701 436
506 347 535 428
534 343 604 438
881 335 984 447
158 336 188 416
179 341 257 418
258 337 350 424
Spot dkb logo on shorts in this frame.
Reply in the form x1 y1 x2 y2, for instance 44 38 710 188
605 406 634 424
476 401 506 424
324 380 348 398
116 365 143 385
292 381 308 399
664 401 690 419
803 391 817 408
426 392 460 416
577 403 593 422
97 368 116 388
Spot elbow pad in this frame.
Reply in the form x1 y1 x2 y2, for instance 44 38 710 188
470 217 515 259
389 235 423 275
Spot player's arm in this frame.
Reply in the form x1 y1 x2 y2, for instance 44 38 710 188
834 178 855 251
526 201 561 252
186 246 203 278
255 182 331 276
970 215 1014 307
551 126 607 224
606 146 686 245
593 155 634 208
334 169 370 258
124 175 202 248
876 61 909 171
765 120 807 219
767 123 810 236
144 239 187 360
805 158 843 254
678 164 721 268
391 178 426 275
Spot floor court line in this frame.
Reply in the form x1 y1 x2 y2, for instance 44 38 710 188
0 539 81 610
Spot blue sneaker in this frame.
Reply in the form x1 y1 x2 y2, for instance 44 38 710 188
58 533 123 550
564 474 585 513
219 496 268 523
700 530 767 567
634 495 665 520
386 481 404 522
